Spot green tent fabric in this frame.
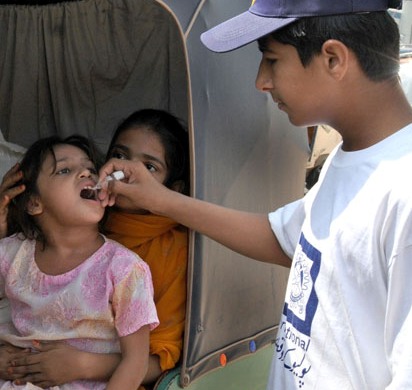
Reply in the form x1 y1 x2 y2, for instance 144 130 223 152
0 0 188 153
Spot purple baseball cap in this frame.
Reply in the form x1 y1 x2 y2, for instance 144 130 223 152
201 0 397 53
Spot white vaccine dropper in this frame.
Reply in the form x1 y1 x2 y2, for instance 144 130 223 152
91 170 125 190
80 170 125 200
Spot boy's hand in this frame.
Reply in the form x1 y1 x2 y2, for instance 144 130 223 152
98 159 170 214
0 164 25 239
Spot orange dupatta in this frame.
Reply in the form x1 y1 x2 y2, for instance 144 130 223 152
105 211 188 372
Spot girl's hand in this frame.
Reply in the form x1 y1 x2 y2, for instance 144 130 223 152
7 340 121 388
106 325 150 390
0 344 30 381
6 341 86 388
0 164 25 239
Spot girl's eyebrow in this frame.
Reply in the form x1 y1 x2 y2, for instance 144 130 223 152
111 143 129 153
55 156 90 162
140 153 167 169
55 156 71 163
55 156 92 165
48 155 91 175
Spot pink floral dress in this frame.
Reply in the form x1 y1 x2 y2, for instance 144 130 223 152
0 235 159 389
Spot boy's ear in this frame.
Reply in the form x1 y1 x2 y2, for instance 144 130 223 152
170 180 185 193
321 39 349 80
26 196 43 216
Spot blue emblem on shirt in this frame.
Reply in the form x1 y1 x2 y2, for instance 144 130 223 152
275 233 321 386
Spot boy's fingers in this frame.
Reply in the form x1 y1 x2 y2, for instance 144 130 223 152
99 158 146 183
99 159 122 182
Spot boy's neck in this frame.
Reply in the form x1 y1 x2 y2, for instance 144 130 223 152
331 77 412 151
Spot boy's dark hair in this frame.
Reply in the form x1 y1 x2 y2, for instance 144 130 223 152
107 108 190 195
8 135 100 242
260 11 399 81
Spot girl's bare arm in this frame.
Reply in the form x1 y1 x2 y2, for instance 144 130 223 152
106 326 150 390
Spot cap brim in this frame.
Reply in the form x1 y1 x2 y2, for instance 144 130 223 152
201 11 297 53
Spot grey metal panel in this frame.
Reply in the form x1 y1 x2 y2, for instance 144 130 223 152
181 0 309 385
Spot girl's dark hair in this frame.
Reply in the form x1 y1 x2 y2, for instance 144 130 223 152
259 11 399 81
107 109 190 194
8 135 100 242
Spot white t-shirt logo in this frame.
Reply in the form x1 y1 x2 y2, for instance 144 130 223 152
275 233 321 384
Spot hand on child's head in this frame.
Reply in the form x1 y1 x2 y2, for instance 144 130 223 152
0 163 24 203
0 164 25 239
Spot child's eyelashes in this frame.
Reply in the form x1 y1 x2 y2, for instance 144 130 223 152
109 150 128 160
109 150 158 173
145 163 157 173
56 167 71 175
113 154 126 160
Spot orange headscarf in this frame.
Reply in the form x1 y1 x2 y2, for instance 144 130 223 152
105 211 187 373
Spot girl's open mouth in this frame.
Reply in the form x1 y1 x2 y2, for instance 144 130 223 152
80 188 98 200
